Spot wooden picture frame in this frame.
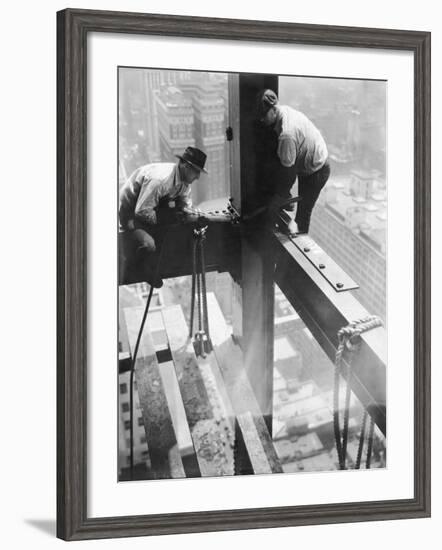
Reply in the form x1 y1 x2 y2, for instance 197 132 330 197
57 8 431 541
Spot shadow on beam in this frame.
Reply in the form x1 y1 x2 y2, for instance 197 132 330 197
119 221 241 286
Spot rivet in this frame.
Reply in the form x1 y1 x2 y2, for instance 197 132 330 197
304 247 310 252
319 263 325 269
336 282 344 289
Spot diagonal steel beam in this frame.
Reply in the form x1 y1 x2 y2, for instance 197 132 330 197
273 231 386 436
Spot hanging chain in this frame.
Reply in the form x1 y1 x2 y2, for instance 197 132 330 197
233 419 241 476
199 228 213 355
365 415 375 469
189 235 198 339
189 225 213 357
334 315 383 470
355 409 368 469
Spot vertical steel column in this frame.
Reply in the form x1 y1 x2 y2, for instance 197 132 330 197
228 74 278 432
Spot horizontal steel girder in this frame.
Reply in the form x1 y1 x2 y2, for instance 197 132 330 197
119 221 240 285
273 231 387 436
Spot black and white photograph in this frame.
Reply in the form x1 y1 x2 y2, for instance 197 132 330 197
117 67 387 482
1 0 436 546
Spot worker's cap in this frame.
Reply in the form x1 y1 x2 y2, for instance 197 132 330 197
255 89 279 117
176 146 208 174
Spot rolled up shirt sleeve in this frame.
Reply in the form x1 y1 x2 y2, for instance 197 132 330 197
277 134 297 167
134 179 164 225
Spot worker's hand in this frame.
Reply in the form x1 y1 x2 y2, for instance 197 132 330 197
178 210 201 223
286 219 299 236
127 219 135 231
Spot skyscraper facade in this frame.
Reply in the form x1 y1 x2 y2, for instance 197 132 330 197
155 86 196 160
180 78 228 202
310 171 387 322
119 68 230 206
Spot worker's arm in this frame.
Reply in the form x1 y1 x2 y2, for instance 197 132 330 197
134 178 165 225
277 134 297 168
176 186 209 224
176 186 204 221
119 167 143 229
175 185 195 213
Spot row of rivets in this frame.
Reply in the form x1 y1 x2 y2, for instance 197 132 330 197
302 247 343 289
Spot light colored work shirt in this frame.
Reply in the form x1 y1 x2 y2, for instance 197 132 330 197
276 105 328 175
119 162 192 229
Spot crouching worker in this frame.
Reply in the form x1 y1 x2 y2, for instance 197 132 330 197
119 146 208 288
256 89 330 235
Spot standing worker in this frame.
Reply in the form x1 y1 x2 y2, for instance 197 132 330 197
119 146 208 287
256 89 330 235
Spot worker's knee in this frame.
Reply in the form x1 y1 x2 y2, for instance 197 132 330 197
132 229 156 254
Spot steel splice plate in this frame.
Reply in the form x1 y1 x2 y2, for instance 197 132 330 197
289 233 359 292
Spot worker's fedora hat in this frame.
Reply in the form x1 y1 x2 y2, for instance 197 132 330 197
176 146 208 174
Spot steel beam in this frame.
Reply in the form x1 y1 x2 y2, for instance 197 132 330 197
228 73 279 431
118 220 240 285
273 231 387 435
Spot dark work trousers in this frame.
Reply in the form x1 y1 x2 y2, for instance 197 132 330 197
119 205 179 284
119 224 163 285
295 159 331 233
266 159 330 234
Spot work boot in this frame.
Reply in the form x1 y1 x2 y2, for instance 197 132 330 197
144 266 163 289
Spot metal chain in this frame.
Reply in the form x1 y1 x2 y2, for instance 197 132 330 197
189 236 198 338
334 315 383 470
233 420 241 476
196 253 202 333
365 415 375 469
199 229 213 355
341 359 353 467
333 342 344 468
189 226 213 357
355 410 368 469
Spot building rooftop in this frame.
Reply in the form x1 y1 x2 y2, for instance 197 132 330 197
322 174 387 252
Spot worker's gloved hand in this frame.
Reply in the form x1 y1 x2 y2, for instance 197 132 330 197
285 218 299 236
178 210 209 225
178 211 200 223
